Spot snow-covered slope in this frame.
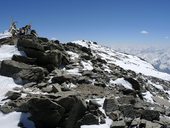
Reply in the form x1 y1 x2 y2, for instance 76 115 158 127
72 40 170 81
0 31 11 39
0 44 34 128
114 46 170 74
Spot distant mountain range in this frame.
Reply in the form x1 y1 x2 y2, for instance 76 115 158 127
114 46 170 74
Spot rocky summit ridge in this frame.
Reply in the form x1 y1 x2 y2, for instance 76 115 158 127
1 34 170 128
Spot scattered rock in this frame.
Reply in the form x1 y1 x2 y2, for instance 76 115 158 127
141 110 160 121
110 120 126 128
5 91 21 100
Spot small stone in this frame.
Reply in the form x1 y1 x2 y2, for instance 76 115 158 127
110 120 126 128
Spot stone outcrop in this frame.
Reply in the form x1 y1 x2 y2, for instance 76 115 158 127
1 35 170 128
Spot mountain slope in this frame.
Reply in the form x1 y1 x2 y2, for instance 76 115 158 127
114 46 170 74
0 35 170 128
73 40 170 81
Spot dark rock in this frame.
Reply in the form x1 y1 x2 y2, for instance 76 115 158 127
17 38 44 51
58 96 87 128
38 37 49 42
103 98 119 113
0 37 17 45
0 60 46 84
96 57 107 64
117 96 136 105
77 76 92 84
12 54 37 65
108 111 119 121
13 67 47 84
124 77 140 90
27 97 65 128
52 74 73 84
119 105 141 118
141 110 160 121
76 113 99 126
81 47 92 56
110 120 126 128
81 54 91 60
0 104 15 114
0 60 32 77
5 91 21 100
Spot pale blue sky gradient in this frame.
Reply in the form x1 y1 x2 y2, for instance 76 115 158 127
0 0 170 46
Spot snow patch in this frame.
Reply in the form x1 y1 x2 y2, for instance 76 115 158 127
65 68 82 76
66 51 79 60
81 98 112 128
148 80 164 90
81 61 93 71
0 31 12 39
0 45 22 61
143 91 154 103
0 112 35 128
110 78 133 90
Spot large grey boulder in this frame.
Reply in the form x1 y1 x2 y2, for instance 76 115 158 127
12 54 37 65
0 60 47 84
110 120 126 128
57 96 87 128
141 110 160 121
0 60 32 77
17 38 44 51
27 97 65 128
103 98 119 113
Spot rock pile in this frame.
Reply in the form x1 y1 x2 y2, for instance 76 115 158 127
1 35 170 128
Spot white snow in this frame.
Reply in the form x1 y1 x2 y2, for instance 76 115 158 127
148 80 164 90
0 45 22 61
0 44 35 128
0 31 12 39
81 98 112 128
110 78 133 90
143 91 154 103
81 61 93 71
66 51 79 60
114 46 170 74
67 83 77 88
65 68 82 76
0 112 21 128
0 75 21 103
0 112 35 128
73 40 170 81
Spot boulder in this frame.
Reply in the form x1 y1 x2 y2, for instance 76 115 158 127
17 38 44 51
0 60 32 77
117 96 136 105
103 98 119 113
141 110 160 121
124 77 140 90
57 96 87 128
110 120 126 128
0 103 15 114
13 67 47 84
76 113 99 126
119 105 140 119
51 74 73 84
27 97 65 128
0 60 47 84
12 54 37 65
5 91 21 100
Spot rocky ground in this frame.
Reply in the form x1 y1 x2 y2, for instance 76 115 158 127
1 35 170 128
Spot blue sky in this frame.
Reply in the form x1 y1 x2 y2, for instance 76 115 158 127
0 0 170 46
